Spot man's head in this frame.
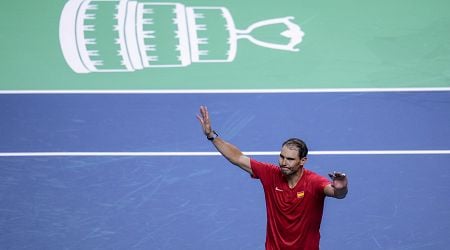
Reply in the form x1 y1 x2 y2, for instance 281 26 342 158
282 138 308 158
279 138 308 176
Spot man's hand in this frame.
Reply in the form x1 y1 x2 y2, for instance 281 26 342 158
326 171 348 199
328 171 348 189
196 106 214 137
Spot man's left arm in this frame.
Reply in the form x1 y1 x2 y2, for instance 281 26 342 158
324 172 348 199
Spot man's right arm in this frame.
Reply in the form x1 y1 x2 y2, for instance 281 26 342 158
210 136 252 175
197 105 252 175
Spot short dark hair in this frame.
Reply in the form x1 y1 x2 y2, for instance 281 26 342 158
282 138 308 158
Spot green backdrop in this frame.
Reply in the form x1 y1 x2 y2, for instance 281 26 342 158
1 0 449 90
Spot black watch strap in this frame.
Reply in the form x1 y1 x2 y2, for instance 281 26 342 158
207 130 219 141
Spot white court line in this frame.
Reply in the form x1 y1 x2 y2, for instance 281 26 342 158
0 150 450 157
1 87 450 94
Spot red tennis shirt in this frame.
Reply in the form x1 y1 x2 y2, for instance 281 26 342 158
250 159 330 250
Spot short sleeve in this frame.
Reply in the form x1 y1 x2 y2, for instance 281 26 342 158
250 158 279 180
312 173 331 193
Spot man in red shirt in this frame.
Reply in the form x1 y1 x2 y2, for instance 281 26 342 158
197 106 348 250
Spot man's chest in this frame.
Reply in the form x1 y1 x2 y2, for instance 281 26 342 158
265 179 312 207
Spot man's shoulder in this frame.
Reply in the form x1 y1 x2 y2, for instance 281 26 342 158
303 169 330 185
250 158 280 177
251 158 278 169
304 168 320 177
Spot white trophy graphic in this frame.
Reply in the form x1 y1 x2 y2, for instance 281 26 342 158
59 0 305 73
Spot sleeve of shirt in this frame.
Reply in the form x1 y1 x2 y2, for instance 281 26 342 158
250 158 277 180
313 173 331 193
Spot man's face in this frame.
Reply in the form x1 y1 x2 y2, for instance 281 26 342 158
278 146 307 176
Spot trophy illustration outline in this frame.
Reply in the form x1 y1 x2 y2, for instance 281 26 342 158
59 0 305 73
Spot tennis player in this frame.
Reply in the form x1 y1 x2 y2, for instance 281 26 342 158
197 105 348 250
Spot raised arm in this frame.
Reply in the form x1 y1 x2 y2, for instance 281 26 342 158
196 106 252 175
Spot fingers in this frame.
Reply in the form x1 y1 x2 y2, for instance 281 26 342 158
202 106 209 122
329 171 348 190
328 171 346 180
197 106 212 135
198 106 209 124
197 106 205 122
196 114 204 124
198 106 208 121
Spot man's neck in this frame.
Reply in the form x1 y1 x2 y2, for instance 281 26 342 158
286 167 304 188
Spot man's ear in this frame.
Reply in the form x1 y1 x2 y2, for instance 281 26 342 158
300 157 308 165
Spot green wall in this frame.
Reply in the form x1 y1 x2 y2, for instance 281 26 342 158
1 0 449 90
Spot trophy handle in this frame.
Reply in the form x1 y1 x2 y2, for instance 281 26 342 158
235 16 304 51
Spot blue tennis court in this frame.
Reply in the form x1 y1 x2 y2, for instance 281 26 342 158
1 91 449 249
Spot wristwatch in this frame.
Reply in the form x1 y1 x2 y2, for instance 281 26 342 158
207 130 219 141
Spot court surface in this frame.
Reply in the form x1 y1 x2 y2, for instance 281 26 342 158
1 91 449 249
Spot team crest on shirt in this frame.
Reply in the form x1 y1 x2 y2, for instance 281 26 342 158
297 191 305 198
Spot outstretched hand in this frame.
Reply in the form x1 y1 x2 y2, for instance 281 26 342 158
328 171 348 190
196 106 213 137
